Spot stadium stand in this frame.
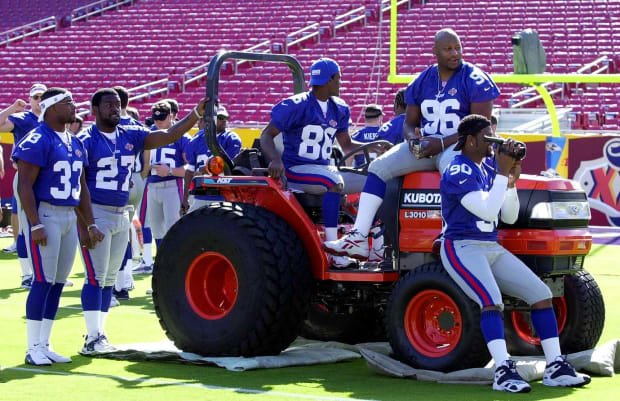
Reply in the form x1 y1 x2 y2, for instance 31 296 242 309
0 0 618 129
0 0 94 32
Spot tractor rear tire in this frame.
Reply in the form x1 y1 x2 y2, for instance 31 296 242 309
386 261 490 372
153 202 312 356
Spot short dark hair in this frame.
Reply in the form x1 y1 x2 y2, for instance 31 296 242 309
113 86 129 109
41 87 69 102
151 101 171 113
394 88 406 110
91 88 119 108
454 114 491 151
163 98 179 114
126 106 140 121
490 115 498 125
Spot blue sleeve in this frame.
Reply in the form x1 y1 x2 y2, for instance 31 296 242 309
338 106 350 134
270 98 297 132
12 132 49 167
465 65 501 103
223 132 242 159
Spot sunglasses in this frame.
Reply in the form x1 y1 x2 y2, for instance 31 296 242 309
217 116 228 121
31 95 41 100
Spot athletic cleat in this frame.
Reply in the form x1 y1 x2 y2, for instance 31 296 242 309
20 275 33 289
113 289 130 301
37 343 71 363
133 261 153 274
328 254 357 270
145 288 153 295
323 230 369 260
25 346 52 366
64 280 73 287
493 359 531 393
80 334 116 355
3 242 17 253
543 355 591 387
367 248 384 263
110 296 120 307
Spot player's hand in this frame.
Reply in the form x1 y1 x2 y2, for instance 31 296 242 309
508 160 522 188
88 226 105 247
195 98 208 116
496 140 516 177
31 226 48 247
369 142 390 155
152 163 171 177
268 158 285 180
180 199 189 216
418 137 445 158
12 99 27 113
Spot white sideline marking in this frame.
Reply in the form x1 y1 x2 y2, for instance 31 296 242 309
5 367 378 401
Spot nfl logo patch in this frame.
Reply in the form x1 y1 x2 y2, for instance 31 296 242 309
448 88 457 96
75 149 83 157
125 143 134 151
329 119 337 127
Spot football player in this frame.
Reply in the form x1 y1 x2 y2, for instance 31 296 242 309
440 115 590 392
14 87 103 365
325 28 500 261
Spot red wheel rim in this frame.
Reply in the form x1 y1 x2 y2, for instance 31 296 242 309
404 289 463 358
185 252 238 320
511 297 568 345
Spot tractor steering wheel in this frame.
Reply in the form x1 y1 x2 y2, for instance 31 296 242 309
337 140 393 175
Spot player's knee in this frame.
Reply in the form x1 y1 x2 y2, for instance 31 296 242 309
531 298 553 309
328 183 344 193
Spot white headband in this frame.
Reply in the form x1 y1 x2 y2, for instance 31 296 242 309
38 91 73 122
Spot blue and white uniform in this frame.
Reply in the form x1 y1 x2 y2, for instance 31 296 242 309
78 124 149 287
13 123 88 284
439 154 551 309
272 91 364 194
350 126 380 167
119 116 146 210
369 61 500 181
377 113 405 145
139 129 188 241
184 128 242 210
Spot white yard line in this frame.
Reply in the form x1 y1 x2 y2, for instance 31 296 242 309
4 367 378 401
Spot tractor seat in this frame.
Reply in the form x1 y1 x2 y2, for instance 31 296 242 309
293 192 346 209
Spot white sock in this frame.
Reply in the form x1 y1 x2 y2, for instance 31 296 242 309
124 264 134 289
353 193 383 235
372 235 384 250
143 244 153 265
84 310 100 339
541 337 562 364
487 339 510 368
26 319 42 349
325 227 338 242
20 258 32 277
99 311 109 337
114 270 124 292
39 318 54 346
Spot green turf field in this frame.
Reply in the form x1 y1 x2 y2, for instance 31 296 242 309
0 236 618 400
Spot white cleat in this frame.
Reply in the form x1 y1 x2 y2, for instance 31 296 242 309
25 346 52 366
328 254 357 270
38 343 72 363
323 230 369 260
493 359 531 393
543 355 591 387
80 334 116 355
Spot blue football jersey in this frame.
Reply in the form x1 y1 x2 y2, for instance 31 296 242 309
12 123 88 207
147 127 188 183
404 61 500 137
377 114 405 145
441 155 499 241
119 116 146 173
8 110 39 145
271 91 350 168
185 129 242 172
351 126 381 167
78 124 149 207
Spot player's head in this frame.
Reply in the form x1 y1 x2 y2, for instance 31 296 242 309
29 83 47 115
69 115 83 135
309 58 341 97
113 85 130 110
454 114 493 158
433 28 462 71
151 101 173 128
40 87 75 124
126 106 140 121
92 88 121 127
490 114 498 134
163 98 179 119
216 105 229 133
364 104 384 126
393 88 406 115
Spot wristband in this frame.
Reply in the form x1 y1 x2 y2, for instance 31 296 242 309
31 223 44 232
440 137 445 152
87 224 99 232
193 107 203 119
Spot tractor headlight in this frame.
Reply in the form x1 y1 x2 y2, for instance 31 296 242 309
530 201 591 220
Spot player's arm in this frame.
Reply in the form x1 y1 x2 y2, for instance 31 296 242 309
460 150 516 221
500 158 522 224
143 98 206 149
336 130 389 156
470 100 494 120
75 171 104 248
0 99 26 132
16 159 45 244
141 150 150 179
260 123 284 179
181 167 193 215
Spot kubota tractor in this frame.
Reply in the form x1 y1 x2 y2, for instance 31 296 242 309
152 51 604 372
